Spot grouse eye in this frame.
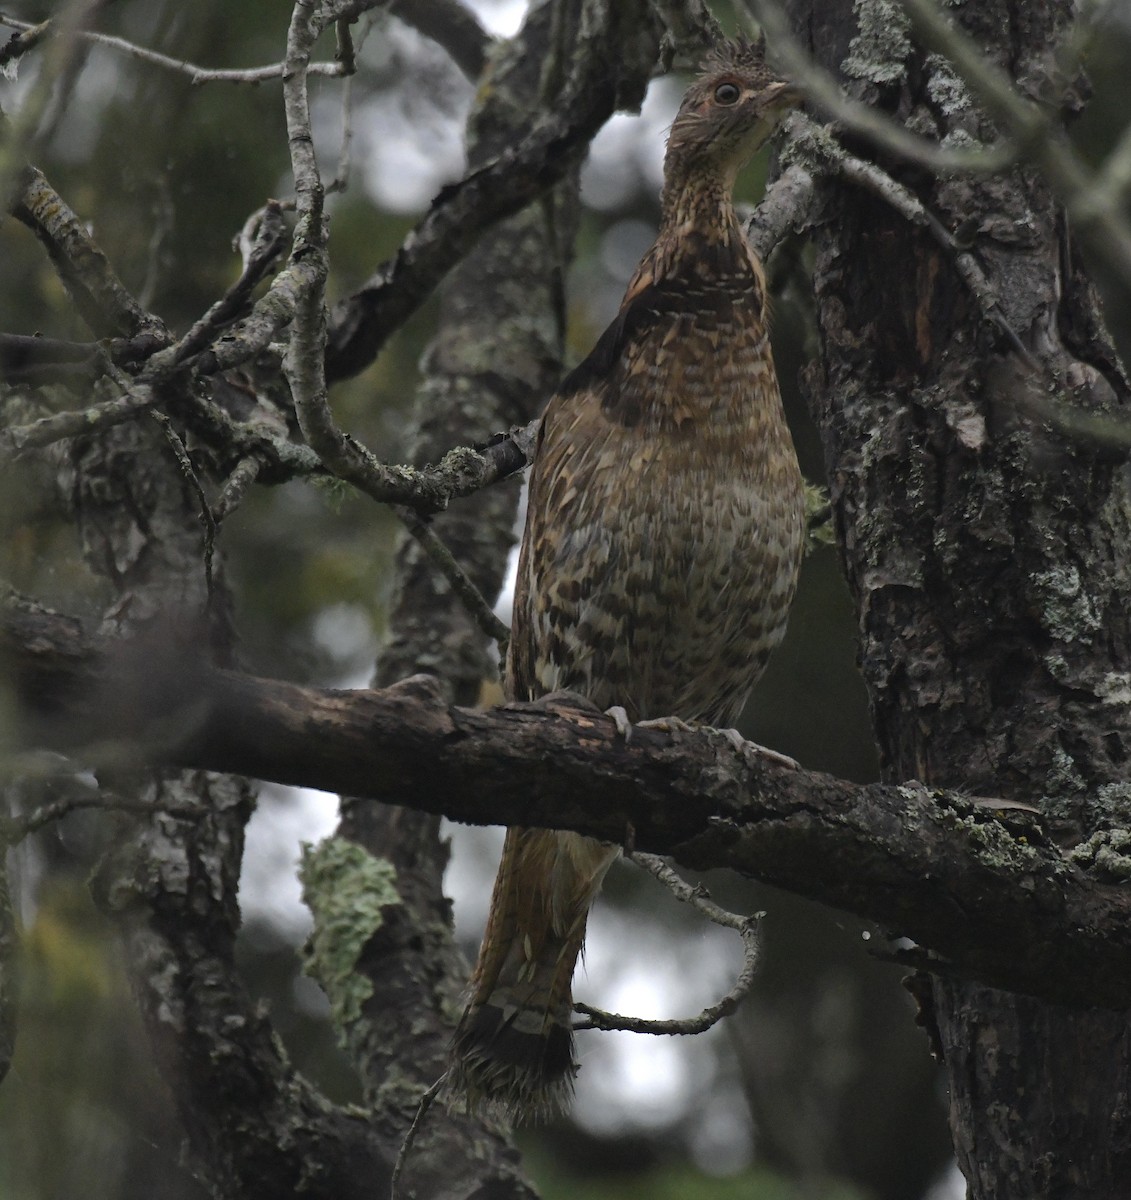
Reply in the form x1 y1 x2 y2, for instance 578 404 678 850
714 82 741 105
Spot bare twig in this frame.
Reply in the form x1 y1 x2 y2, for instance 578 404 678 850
150 412 218 604
394 507 510 650
323 13 659 382
333 17 355 74
0 16 49 69
0 787 203 841
389 1073 446 1200
280 1 344 503
648 0 724 65
742 160 818 261
211 456 265 525
327 73 355 194
0 380 158 458
0 10 351 84
574 852 761 1036
173 201 290 367
0 1 104 205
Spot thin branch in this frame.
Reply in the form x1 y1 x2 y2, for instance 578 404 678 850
5 791 204 840
0 0 103 206
389 1074 447 1200
326 72 355 194
280 0 345 499
0 192 293 463
150 412 218 605
394 507 510 651
334 16 356 74
0 16 49 69
0 10 351 84
173 201 290 367
12 165 167 340
575 852 760 1036
393 506 509 652
0 379 157 458
648 0 724 66
742 160 818 261
211 456 264 525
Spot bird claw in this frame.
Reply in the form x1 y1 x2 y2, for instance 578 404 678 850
723 730 799 770
605 705 635 740
606 711 697 741
602 711 798 770
636 715 695 735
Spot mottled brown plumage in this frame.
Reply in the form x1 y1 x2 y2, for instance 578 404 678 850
450 38 805 1120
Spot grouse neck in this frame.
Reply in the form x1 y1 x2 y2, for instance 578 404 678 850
659 165 745 251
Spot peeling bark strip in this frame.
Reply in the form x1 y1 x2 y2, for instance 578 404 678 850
4 604 1130 1011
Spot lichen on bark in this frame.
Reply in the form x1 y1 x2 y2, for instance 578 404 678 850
300 837 401 1032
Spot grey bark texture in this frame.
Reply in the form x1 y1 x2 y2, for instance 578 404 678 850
794 0 1131 1194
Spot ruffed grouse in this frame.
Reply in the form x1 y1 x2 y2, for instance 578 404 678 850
451 37 805 1120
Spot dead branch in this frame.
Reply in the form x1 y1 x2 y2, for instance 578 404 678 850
2 603 1130 1012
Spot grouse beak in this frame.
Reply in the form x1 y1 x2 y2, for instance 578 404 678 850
761 80 803 114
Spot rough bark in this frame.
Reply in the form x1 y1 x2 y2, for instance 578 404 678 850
795 0 1131 1193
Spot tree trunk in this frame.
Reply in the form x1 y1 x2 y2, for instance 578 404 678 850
796 0 1131 1193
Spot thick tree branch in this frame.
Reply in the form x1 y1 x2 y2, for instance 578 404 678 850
3 604 1129 1013
387 0 494 81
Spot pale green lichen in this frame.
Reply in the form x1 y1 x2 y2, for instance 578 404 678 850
1068 828 1131 881
925 53 971 115
309 475 359 513
842 0 912 84
1030 564 1102 644
779 117 843 175
1043 653 1070 682
1095 782 1131 825
1047 746 1087 795
299 837 401 1034
944 805 1044 871
804 482 835 554
940 128 985 151
1096 672 1131 705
